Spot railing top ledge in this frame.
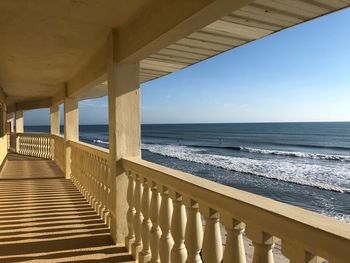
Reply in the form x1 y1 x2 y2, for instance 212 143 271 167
69 140 109 158
122 157 350 259
51 134 64 139
16 132 52 137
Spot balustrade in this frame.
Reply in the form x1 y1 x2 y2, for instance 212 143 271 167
69 141 111 225
122 157 350 263
52 135 65 172
16 133 52 159
9 133 350 263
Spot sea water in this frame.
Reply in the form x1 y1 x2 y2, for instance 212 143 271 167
25 122 350 222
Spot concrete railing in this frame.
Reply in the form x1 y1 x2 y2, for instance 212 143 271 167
16 133 52 159
52 134 65 172
9 133 16 151
122 157 350 263
0 135 7 168
9 133 350 262
69 140 112 226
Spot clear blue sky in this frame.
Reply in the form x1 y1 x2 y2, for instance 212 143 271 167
25 8 350 125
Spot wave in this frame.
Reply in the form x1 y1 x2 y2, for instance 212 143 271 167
239 147 350 162
89 137 350 163
93 139 109 145
141 143 350 194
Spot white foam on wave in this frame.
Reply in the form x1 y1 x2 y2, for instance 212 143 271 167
240 146 350 162
141 143 350 193
93 139 109 145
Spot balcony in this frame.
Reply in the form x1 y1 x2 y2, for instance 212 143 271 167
0 1 349 262
0 132 348 262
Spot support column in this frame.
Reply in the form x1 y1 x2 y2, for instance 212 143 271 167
50 105 60 135
15 110 24 133
64 97 78 179
15 110 24 152
107 30 141 244
6 113 14 133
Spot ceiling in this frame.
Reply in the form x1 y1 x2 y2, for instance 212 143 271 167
81 0 350 100
1 0 349 105
139 0 350 82
0 0 152 105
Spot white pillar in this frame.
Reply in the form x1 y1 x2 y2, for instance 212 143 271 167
64 97 78 179
107 30 141 243
50 105 60 135
15 110 24 133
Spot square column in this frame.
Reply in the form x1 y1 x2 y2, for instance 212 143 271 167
15 110 24 133
0 104 6 137
64 97 78 179
108 31 141 244
50 105 60 135
6 113 14 133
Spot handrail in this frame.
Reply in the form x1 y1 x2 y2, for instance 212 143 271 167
122 157 350 262
16 132 52 137
69 140 109 159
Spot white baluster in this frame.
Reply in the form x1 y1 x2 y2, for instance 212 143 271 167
170 191 187 263
125 171 136 252
159 186 174 263
150 182 161 263
246 227 275 263
139 177 152 263
201 206 223 263
184 197 203 263
221 215 246 263
132 174 143 259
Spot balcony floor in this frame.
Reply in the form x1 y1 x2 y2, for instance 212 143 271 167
0 154 134 262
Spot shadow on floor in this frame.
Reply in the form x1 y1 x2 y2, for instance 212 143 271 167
0 154 134 262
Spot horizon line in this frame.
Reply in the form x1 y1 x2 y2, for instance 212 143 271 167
25 120 350 126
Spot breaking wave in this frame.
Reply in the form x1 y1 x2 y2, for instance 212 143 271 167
239 147 350 162
93 139 109 145
141 143 350 193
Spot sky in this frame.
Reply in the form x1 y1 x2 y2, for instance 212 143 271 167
24 8 350 126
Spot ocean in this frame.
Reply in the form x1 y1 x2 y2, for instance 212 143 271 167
25 122 350 222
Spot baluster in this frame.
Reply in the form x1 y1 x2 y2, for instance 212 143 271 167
125 171 136 251
132 174 143 259
139 178 152 263
201 206 223 263
24 136 27 155
184 197 203 263
221 215 246 263
33 137 36 156
91 155 98 211
246 227 275 263
86 153 91 203
282 241 323 263
89 153 94 204
96 157 103 216
101 159 108 222
159 186 174 263
150 182 161 263
39 137 42 157
170 191 187 263
82 151 88 198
